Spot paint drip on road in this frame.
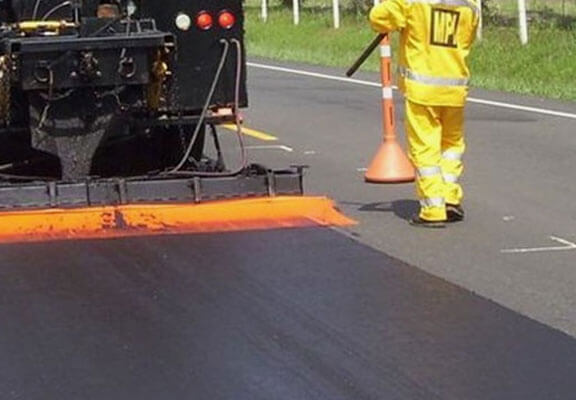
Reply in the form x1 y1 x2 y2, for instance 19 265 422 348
0 196 355 244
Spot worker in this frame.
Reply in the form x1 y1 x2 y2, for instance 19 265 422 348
369 0 480 228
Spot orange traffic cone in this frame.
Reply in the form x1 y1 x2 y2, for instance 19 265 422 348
365 34 415 184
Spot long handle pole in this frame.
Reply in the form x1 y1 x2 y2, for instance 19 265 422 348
345 34 384 77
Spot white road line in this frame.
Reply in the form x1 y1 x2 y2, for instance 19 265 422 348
468 98 576 120
501 236 576 254
248 62 576 120
245 145 294 152
249 62 380 87
248 62 380 88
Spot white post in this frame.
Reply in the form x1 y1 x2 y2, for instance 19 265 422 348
332 0 340 29
261 0 268 21
373 0 379 6
518 0 528 44
293 0 300 25
477 0 483 40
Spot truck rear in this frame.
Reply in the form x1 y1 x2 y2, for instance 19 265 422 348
0 0 349 242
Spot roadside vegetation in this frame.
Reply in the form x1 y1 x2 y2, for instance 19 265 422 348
245 0 576 101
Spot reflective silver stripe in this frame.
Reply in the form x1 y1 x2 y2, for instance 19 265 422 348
399 66 469 87
406 0 479 15
443 173 459 183
420 197 445 208
442 150 463 161
380 45 391 58
417 166 442 177
382 87 393 99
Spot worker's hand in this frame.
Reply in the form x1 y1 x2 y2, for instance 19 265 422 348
368 0 406 33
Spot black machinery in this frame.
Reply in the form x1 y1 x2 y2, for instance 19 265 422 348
0 0 302 210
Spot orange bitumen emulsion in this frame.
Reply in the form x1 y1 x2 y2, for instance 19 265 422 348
0 196 355 244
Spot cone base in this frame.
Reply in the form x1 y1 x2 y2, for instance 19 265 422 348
364 139 415 184
365 175 414 184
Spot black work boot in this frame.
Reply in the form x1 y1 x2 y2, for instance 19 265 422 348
409 215 446 229
446 204 465 223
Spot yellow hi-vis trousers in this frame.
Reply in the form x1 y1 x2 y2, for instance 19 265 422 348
405 100 466 221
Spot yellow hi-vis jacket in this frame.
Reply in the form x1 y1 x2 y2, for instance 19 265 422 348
369 0 480 107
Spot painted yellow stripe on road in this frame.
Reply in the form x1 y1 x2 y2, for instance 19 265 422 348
221 124 278 141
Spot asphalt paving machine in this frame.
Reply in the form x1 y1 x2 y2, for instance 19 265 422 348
0 0 305 198
0 0 350 241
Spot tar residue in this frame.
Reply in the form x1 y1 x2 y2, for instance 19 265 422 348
100 209 130 231
114 209 128 229
29 89 116 181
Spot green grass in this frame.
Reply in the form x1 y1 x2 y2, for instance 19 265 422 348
247 0 576 14
492 0 576 16
246 10 377 67
472 27 576 100
245 9 576 101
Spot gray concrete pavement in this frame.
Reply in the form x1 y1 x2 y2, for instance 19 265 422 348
243 59 576 337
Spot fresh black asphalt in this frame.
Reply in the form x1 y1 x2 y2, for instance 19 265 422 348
1 59 576 399
1 229 576 399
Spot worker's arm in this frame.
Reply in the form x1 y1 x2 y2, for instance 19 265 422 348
369 0 407 33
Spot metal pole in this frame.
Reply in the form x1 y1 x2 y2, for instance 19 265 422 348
518 0 528 44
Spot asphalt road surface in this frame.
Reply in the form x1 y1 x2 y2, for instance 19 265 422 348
244 60 576 338
1 60 576 399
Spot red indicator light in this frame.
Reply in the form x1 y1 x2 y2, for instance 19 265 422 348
218 11 235 29
196 11 213 30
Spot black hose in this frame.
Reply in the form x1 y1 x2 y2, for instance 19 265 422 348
169 38 248 178
31 0 42 19
41 1 72 20
164 39 231 174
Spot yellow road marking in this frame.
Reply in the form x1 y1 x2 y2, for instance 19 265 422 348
221 124 278 141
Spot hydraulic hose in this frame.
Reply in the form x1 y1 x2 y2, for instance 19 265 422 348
165 39 231 174
41 1 72 20
173 38 247 177
31 0 42 19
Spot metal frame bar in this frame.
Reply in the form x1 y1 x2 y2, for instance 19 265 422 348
0 168 304 210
